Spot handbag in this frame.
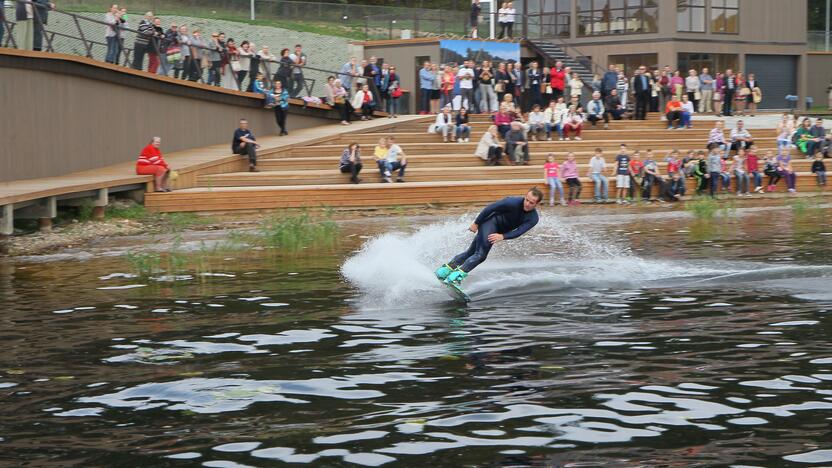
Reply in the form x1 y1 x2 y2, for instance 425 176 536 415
713 92 722 102
739 88 751 97
392 87 403 98
545 84 552 94
694 90 701 100
495 82 505 93
230 60 241 72
166 52 181 64
752 87 762 103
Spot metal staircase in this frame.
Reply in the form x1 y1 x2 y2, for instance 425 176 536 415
527 39 600 94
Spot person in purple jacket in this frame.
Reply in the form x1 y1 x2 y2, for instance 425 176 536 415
435 188 542 286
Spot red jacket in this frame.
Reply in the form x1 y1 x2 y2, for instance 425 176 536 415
549 69 566 91
137 144 168 168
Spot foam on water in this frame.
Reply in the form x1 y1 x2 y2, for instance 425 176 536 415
341 216 729 305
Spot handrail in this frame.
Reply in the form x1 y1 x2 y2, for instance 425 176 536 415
1 0 385 100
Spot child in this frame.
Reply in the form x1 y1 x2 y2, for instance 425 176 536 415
692 151 708 196
667 172 686 201
666 150 682 177
628 150 644 202
615 144 631 204
745 145 763 193
253 73 274 108
544 153 565 206
812 153 827 187
562 152 582 205
763 151 781 191
719 149 732 193
777 148 797 193
731 149 750 196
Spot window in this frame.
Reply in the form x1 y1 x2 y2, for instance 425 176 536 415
532 0 572 38
677 53 738 75
608 53 658 76
578 0 658 37
711 0 739 34
677 0 705 32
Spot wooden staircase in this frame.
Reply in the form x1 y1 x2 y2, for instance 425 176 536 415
145 114 822 213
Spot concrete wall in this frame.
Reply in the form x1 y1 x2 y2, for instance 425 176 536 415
807 53 832 110
0 50 337 183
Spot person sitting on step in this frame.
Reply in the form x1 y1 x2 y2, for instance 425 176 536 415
231 119 260 172
430 105 457 143
664 94 683 130
339 142 363 184
504 121 529 165
475 125 505 166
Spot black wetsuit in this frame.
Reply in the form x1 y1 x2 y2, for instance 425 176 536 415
449 197 539 273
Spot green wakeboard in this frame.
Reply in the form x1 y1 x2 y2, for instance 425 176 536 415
439 278 471 303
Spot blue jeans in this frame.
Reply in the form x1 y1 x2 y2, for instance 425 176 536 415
105 36 121 63
456 125 471 140
547 177 564 203
817 170 827 185
420 88 432 113
545 122 562 139
750 171 762 188
680 111 691 128
591 173 608 200
386 96 399 114
721 173 731 191
734 171 749 194
669 178 686 198
377 160 406 178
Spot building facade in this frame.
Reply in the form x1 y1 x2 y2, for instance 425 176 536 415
515 0 809 108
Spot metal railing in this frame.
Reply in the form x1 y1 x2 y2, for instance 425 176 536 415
0 0 383 100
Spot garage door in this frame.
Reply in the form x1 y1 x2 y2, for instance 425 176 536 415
745 55 798 110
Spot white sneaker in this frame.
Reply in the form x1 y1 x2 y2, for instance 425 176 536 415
559 137 564 141
547 137 552 141
384 170 392 177
575 137 582 141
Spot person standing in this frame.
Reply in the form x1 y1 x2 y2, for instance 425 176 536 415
435 189 542 287
272 80 289 136
614 144 632 204
457 61 475 111
497 2 509 38
632 66 652 120
418 61 434 115
588 148 609 203
385 66 401 117
524 61 543 112
232 119 259 172
549 61 566 104
15 0 36 51
685 69 700 111
722 69 736 117
601 64 618 99
479 61 498 113
104 4 126 64
206 33 223 86
132 11 154 70
745 73 761 117
469 0 481 38
147 17 164 74
339 56 359 95
175 25 190 79
504 2 516 38
288 44 307 97
699 67 714 114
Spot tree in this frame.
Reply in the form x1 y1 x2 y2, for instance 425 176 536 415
808 0 828 31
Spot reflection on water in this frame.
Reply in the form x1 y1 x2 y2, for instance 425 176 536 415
1 206 832 466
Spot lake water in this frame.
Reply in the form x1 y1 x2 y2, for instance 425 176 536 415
1 203 832 467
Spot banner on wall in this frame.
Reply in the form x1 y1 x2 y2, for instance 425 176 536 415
439 40 521 65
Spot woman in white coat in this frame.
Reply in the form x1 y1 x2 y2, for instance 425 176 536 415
352 84 375 120
429 106 457 142
475 125 504 165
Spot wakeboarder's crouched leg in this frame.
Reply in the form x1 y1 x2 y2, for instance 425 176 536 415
449 218 498 273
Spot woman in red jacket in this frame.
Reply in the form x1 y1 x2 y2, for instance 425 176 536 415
136 136 172 192
549 62 566 102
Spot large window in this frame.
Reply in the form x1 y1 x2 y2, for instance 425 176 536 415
677 0 705 32
608 53 658 75
677 53 738 75
528 0 572 39
578 0 659 37
711 0 739 34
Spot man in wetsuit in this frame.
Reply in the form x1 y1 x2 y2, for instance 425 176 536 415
435 188 543 286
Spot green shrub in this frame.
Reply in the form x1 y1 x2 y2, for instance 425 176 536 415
255 211 340 253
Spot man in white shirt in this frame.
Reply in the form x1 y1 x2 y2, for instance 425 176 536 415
527 104 546 141
457 61 475 111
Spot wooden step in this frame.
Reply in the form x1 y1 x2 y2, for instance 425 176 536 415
205 157 813 187
330 129 727 145
258 148 787 170
147 172 828 213
285 138 779 157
